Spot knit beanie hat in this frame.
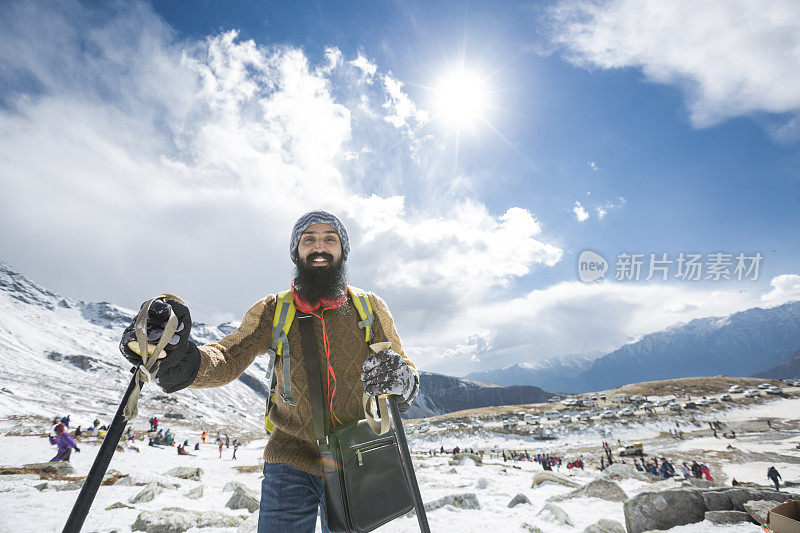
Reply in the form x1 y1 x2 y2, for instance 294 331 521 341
290 210 350 262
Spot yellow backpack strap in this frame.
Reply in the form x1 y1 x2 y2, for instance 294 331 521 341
348 286 374 343
264 291 297 431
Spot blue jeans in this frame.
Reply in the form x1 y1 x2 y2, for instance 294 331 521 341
258 462 329 533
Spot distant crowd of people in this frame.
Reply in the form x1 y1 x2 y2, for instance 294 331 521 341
46 414 243 462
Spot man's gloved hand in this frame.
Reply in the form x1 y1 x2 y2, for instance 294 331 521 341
361 349 417 401
119 298 201 393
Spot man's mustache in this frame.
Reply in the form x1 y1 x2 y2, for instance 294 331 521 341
306 252 335 264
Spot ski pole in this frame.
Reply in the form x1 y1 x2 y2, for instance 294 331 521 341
387 395 430 533
63 368 140 533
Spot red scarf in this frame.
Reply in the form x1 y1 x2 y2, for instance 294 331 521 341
290 282 348 426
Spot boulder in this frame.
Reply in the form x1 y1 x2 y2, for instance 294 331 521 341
408 493 480 516
131 508 243 533
702 490 734 511
448 453 482 466
744 499 778 525
521 524 543 533
106 502 134 510
35 481 82 491
223 480 250 492
237 512 259 533
156 480 180 490
531 471 580 489
550 478 627 503
115 475 136 486
685 477 718 488
130 483 163 504
583 519 626 533
705 510 754 524
538 502 574 526
624 489 707 533
21 461 75 476
602 463 659 482
165 467 203 481
508 493 532 508
184 485 203 499
226 486 260 513
725 488 798 511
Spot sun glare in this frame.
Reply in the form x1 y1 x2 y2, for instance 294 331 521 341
433 68 489 129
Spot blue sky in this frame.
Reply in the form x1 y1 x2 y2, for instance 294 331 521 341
1 0 799 376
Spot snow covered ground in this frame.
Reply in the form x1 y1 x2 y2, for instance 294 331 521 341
2 395 799 532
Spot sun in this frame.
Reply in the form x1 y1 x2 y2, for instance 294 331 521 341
432 68 489 130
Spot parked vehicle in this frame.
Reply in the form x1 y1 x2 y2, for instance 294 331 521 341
720 393 732 401
618 442 644 456
707 397 720 404
697 398 713 406
683 401 697 409
598 394 607 400
758 383 772 389
524 414 538 425
744 389 761 398
618 407 635 417
630 395 646 403
639 402 653 410
542 410 560 420
728 385 743 393
612 393 629 403
667 402 682 411
766 386 783 395
578 412 591 420
559 414 573 423
601 410 616 419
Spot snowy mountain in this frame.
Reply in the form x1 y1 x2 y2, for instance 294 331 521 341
466 354 598 392
0 261 269 432
468 302 800 393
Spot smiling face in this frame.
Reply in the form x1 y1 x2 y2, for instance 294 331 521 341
296 223 343 268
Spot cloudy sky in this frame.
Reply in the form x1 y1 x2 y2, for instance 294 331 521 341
1 0 799 376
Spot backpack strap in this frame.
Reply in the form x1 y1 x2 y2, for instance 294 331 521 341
264 291 297 431
348 286 374 342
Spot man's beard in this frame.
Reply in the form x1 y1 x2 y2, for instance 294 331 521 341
293 253 347 303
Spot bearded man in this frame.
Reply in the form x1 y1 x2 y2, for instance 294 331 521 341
119 210 419 532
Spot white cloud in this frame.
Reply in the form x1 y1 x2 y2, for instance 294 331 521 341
596 196 626 220
381 73 429 129
573 201 589 222
589 161 599 171
350 54 377 83
761 274 800 306
549 0 800 129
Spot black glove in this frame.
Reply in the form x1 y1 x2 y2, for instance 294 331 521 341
361 349 417 402
119 298 201 393
75 447 80 453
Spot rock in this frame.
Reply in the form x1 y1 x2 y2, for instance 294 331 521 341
602 463 659 482
131 508 243 533
237 512 259 533
744 499 778 525
475 477 489 489
408 493 480 516
115 475 136 486
165 467 203 481
538 502 574 526
106 502 134 510
705 510 754 524
584 519 626 533
448 468 458 474
703 490 734 511
531 471 580 489
226 486 260 513
550 478 627 503
21 461 75 476
508 493 531 508
130 483 163 504
35 481 82 491
686 477 718 488
624 489 707 533
184 485 203 499
156 480 180 490
452 453 482 465
223 480 250 492
725 488 798 511
521 524 543 533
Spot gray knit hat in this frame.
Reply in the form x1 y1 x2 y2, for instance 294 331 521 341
290 210 350 261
